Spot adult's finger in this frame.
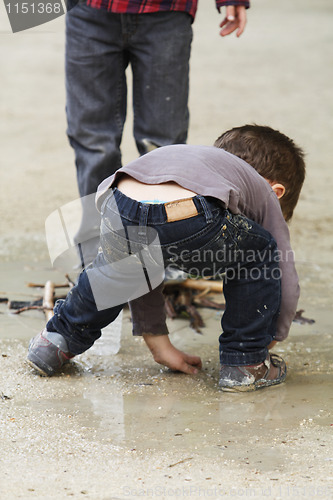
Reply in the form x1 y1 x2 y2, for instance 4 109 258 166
236 6 247 37
226 5 236 22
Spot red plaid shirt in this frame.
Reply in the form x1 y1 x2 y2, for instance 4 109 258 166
86 0 250 20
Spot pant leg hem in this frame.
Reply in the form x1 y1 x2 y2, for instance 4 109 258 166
220 348 268 366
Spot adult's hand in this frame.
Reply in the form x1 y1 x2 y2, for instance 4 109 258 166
219 5 247 38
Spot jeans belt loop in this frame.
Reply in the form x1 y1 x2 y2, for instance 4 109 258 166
138 203 149 245
197 195 213 224
99 188 115 215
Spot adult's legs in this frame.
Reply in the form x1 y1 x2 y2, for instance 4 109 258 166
66 5 128 264
128 12 193 154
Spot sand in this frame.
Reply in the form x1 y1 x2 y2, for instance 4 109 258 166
0 0 333 498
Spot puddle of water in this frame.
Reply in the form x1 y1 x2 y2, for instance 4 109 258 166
14 370 332 472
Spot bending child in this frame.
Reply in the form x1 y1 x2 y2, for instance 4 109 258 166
27 125 305 392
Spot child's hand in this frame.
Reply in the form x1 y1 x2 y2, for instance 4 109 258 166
155 346 202 375
143 334 202 375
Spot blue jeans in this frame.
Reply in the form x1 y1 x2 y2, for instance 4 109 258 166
48 189 281 366
66 5 193 263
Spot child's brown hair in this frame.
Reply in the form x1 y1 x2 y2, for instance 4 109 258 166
214 125 306 221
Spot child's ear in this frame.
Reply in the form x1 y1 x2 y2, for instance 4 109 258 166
270 183 286 199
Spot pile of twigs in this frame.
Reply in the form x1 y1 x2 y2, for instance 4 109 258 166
2 276 314 330
163 279 225 333
2 274 75 320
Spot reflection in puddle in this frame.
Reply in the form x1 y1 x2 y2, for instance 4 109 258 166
83 390 125 441
23 374 331 452
13 360 333 474
83 375 332 439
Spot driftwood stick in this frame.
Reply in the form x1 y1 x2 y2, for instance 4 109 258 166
195 288 210 300
194 297 225 310
164 296 177 319
0 291 42 298
9 298 42 310
42 281 55 321
27 282 70 289
65 274 75 288
178 279 223 293
12 305 45 315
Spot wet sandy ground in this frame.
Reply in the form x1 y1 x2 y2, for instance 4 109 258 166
1 271 333 499
1 0 333 498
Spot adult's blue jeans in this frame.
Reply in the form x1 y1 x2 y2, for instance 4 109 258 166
48 189 281 366
66 5 193 264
